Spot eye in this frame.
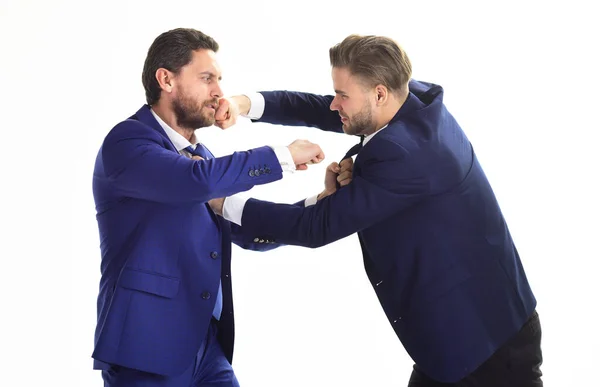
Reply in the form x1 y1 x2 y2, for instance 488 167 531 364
202 76 212 83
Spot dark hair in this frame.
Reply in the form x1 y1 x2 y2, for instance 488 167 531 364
142 28 219 105
329 34 412 96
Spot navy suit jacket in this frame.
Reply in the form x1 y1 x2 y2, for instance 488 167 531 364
238 81 537 382
92 105 283 376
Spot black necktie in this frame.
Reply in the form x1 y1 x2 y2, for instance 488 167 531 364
184 144 211 159
336 135 364 189
340 135 364 162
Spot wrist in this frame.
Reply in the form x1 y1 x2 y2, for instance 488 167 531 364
317 189 335 201
234 95 251 116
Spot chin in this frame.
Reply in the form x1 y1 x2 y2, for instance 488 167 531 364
201 113 215 126
344 127 360 136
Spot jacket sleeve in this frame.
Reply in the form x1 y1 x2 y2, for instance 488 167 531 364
256 91 344 133
100 120 283 204
227 199 307 251
238 138 432 248
229 222 283 252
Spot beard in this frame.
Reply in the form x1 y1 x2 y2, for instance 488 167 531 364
342 103 377 136
172 93 217 130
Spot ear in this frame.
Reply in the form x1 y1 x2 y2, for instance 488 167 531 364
155 68 175 93
375 85 388 106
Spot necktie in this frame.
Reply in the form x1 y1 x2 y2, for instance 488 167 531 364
340 135 364 161
336 135 364 189
184 144 211 159
184 144 223 320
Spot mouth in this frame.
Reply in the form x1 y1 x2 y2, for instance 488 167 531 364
205 101 218 111
340 116 348 123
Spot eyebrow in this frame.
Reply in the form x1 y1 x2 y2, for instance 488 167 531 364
200 71 222 80
334 89 347 95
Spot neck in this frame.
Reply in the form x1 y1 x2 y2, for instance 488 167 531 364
374 89 409 132
151 101 195 142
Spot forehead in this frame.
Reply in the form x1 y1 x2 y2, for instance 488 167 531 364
185 49 221 75
331 67 364 92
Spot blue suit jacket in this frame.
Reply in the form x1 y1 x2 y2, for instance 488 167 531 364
92 105 283 376
238 81 537 382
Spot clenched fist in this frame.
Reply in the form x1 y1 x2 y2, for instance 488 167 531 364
214 96 249 129
318 157 354 201
287 139 325 170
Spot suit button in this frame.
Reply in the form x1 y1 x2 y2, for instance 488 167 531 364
259 168 265 174
210 251 218 259
248 169 255 177
253 237 260 242
201 291 211 300
254 169 260 176
265 167 271 174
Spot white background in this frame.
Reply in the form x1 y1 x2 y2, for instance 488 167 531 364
1 0 599 386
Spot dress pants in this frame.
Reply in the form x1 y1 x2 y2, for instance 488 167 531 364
408 310 543 387
102 318 239 387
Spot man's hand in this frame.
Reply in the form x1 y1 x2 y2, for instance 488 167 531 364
215 95 250 129
336 157 354 187
287 139 325 170
318 157 354 201
208 197 225 216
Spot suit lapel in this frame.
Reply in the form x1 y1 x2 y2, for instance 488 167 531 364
133 105 223 231
131 105 179 154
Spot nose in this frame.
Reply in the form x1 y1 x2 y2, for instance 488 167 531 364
212 81 223 99
330 96 340 111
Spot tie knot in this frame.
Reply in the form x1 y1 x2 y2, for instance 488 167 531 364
184 144 211 159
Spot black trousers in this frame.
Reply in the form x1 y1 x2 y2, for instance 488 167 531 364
408 310 543 387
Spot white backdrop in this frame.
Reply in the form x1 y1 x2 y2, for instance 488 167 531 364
1 0 598 386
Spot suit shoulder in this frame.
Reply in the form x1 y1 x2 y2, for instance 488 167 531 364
103 118 162 147
361 128 436 178
363 129 411 160
358 133 432 194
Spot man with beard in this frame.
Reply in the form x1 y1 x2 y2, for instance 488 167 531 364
91 28 325 387
212 34 543 386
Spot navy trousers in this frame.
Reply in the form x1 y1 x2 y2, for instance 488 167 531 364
102 319 239 387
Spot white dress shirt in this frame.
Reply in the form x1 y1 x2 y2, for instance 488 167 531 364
151 109 200 154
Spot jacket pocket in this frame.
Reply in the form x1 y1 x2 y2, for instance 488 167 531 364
119 268 180 298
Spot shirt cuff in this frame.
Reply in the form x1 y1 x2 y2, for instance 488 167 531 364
222 194 250 226
270 146 296 173
244 93 265 120
304 194 319 207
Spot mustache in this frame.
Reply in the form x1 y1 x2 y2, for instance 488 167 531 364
204 98 219 107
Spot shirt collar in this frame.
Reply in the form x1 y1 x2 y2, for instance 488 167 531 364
150 108 199 151
363 124 388 146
